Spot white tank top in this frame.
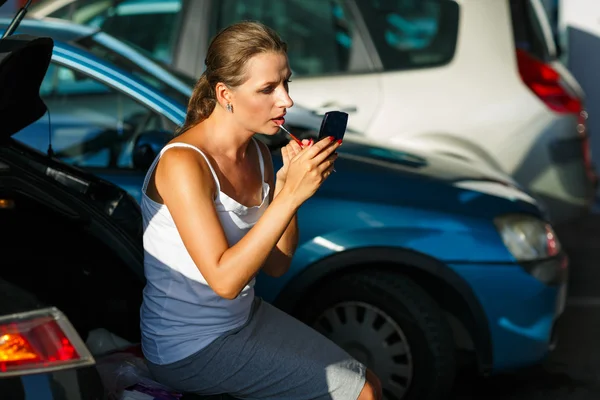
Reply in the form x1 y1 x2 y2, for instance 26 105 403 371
139 139 270 365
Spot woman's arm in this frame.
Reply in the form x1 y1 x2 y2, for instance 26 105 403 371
260 141 299 278
156 139 338 300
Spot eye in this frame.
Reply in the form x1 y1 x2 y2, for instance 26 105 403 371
260 79 292 94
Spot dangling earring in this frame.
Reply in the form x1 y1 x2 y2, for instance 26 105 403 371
226 103 233 113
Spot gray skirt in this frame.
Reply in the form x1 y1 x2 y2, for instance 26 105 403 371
146 297 366 400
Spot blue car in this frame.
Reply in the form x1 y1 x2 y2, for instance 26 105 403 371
1 20 568 400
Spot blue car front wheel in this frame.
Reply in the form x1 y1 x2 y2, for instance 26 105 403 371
295 272 456 400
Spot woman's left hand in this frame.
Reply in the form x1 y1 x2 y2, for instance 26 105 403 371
276 138 312 184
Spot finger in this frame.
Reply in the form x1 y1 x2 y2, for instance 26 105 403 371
302 138 314 150
281 145 290 164
317 153 339 174
312 140 341 165
300 136 337 160
321 164 336 181
290 144 306 161
288 140 303 155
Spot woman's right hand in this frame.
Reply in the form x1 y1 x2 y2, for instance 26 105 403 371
281 136 341 207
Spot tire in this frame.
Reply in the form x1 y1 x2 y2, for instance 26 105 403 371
295 271 457 400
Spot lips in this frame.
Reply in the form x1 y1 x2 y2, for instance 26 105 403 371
271 113 286 125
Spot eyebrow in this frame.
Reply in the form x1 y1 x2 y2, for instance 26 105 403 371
261 72 293 87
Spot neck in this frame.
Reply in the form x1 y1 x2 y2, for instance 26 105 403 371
188 107 254 161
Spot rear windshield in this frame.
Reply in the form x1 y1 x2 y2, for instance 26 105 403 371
355 0 459 70
509 0 555 61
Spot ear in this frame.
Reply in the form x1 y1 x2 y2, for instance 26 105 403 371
215 82 233 108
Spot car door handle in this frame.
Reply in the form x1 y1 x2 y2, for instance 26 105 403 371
313 102 357 116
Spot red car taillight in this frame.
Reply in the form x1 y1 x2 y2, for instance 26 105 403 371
516 49 595 182
0 308 94 377
516 49 581 114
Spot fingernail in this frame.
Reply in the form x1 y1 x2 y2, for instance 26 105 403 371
337 139 343 145
329 136 335 141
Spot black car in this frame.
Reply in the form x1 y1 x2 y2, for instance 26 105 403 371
0 2 143 398
0 19 106 400
0 4 233 399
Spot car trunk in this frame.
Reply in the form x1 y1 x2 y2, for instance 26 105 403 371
0 29 152 399
0 138 145 343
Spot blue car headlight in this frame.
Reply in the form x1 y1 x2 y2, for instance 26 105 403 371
494 214 561 262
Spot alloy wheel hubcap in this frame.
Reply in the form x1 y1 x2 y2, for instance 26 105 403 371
313 301 413 400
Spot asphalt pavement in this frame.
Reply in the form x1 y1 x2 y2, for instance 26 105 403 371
451 212 600 399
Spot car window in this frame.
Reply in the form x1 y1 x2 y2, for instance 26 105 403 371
214 0 371 77
355 0 459 70
34 0 183 64
73 34 191 105
84 0 183 64
510 0 554 61
13 62 163 170
43 0 114 23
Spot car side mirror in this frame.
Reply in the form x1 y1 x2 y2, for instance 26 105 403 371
132 129 173 171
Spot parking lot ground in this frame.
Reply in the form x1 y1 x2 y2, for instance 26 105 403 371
452 306 600 399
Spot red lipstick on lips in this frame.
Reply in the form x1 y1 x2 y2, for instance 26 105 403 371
272 116 285 125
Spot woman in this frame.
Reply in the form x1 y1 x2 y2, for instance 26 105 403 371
140 21 381 400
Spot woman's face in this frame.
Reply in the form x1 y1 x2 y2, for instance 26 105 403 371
230 52 293 135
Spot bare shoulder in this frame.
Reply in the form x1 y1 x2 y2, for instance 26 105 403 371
155 145 217 201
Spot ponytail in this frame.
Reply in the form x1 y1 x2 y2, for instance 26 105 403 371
175 72 216 135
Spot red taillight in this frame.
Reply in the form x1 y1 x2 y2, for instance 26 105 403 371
516 49 582 114
0 308 94 377
517 49 596 183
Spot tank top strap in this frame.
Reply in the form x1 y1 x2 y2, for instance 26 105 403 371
142 142 221 194
252 138 265 182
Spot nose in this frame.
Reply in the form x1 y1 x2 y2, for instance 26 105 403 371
277 87 294 109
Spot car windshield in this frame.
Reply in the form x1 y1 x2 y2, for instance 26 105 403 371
73 33 193 105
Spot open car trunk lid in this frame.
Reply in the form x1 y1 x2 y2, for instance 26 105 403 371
0 30 144 279
0 33 53 137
